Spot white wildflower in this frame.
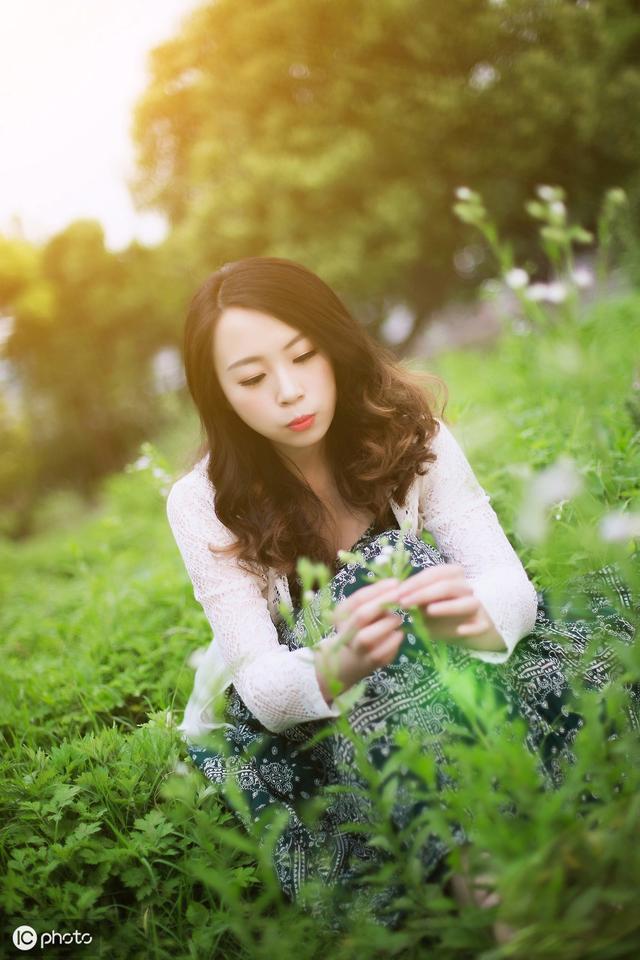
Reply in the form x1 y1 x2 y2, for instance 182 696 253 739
172 761 191 777
132 455 151 471
504 267 529 290
517 457 583 544
524 283 548 302
187 646 209 670
524 281 567 303
533 456 583 504
550 200 566 220
373 554 389 566
546 281 568 303
303 589 315 602
536 185 557 202
599 510 640 543
469 62 499 91
571 266 594 289
455 186 473 201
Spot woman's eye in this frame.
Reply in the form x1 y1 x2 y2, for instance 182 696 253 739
238 350 316 386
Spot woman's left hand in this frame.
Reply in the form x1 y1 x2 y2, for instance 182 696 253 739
395 563 507 652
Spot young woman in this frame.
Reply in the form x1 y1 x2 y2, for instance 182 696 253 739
166 256 637 933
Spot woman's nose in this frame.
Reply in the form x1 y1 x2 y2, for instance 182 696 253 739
275 368 304 404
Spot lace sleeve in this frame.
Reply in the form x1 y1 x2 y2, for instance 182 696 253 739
166 469 341 734
419 420 538 663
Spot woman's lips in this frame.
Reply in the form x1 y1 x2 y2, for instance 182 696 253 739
287 414 316 431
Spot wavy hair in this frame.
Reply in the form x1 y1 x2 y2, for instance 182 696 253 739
181 256 448 580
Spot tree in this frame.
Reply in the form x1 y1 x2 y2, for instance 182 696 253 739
131 0 640 344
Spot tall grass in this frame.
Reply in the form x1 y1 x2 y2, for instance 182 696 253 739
1 277 639 957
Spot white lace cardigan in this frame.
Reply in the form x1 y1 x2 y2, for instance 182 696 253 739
166 419 539 741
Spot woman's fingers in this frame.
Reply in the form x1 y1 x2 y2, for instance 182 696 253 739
335 585 402 643
351 615 404 666
397 563 465 597
425 596 480 618
331 578 399 623
398 577 473 608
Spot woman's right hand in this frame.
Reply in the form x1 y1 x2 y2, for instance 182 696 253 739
315 578 405 701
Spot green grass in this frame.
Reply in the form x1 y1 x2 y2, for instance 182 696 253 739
1 293 639 959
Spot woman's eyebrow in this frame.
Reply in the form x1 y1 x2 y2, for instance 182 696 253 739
227 332 307 370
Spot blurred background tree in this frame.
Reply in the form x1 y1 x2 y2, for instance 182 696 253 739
131 0 640 332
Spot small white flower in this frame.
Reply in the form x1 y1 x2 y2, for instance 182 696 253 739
455 186 473 201
536 185 557 202
524 283 548 302
533 456 583 505
187 646 209 670
546 281 568 303
524 282 567 303
550 200 566 219
303 589 315 602
173 761 191 776
379 544 395 557
516 457 583 544
469 62 499 91
571 266 594 289
504 267 529 290
133 455 151 470
373 554 389 566
599 510 640 543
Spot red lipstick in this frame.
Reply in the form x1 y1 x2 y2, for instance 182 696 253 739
287 414 316 431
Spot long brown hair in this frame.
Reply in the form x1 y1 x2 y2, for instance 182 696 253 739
182 256 447 579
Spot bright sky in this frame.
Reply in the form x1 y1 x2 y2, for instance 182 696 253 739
0 0 200 251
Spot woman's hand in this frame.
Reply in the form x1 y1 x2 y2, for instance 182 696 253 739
315 578 405 701
396 564 507 653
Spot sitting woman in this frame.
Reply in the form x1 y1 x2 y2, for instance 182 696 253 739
166 256 637 935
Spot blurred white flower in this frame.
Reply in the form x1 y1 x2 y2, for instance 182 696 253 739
524 281 568 303
172 761 191 776
550 200 566 220
545 282 568 303
536 185 557 202
132 455 151 471
517 456 583 544
469 62 499 91
571 266 594 289
303 589 315 602
599 510 640 543
455 186 473 201
504 267 529 290
380 303 415 345
481 279 503 300
187 646 209 670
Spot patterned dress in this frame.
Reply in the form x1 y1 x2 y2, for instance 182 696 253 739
185 515 639 931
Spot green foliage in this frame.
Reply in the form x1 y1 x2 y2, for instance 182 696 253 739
131 0 640 320
0 224 193 536
2 266 640 956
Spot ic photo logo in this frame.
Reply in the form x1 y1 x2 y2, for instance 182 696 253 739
12 925 93 951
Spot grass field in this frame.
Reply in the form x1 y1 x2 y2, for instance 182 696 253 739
1 292 639 959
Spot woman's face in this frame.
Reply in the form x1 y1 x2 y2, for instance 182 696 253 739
212 306 337 458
